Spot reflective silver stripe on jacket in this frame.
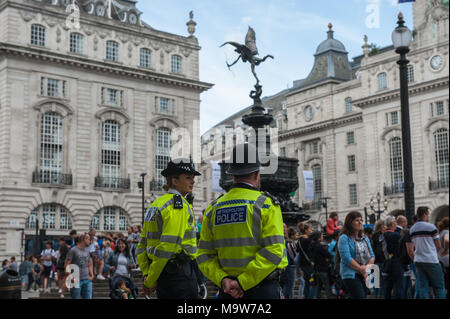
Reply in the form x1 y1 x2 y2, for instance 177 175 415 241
252 194 267 246
136 247 146 255
213 237 258 248
183 230 197 240
153 249 175 259
146 232 161 240
196 253 216 264
182 245 197 255
219 257 255 268
160 235 183 245
261 235 285 246
258 248 283 266
198 240 215 251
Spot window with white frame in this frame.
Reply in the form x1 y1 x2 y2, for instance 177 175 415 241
156 128 171 188
70 32 84 54
40 112 63 183
171 55 182 73
430 100 449 117
386 111 399 126
389 137 404 192
140 48 152 68
106 40 119 61
26 204 73 230
345 97 352 113
31 24 45 46
347 131 355 145
310 141 320 154
348 155 356 172
155 97 175 115
349 184 358 205
407 64 414 83
280 147 286 157
312 164 322 204
90 207 130 231
378 72 387 90
102 120 121 188
59 207 72 230
101 87 124 107
434 128 449 186
40 77 67 99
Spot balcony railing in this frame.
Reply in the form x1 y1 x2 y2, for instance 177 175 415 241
95 176 130 190
429 178 449 191
384 182 404 196
32 170 72 186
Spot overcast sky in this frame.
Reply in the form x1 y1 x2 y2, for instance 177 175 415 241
137 0 414 135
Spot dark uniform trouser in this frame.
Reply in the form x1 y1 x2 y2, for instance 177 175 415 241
219 276 281 299
156 259 199 299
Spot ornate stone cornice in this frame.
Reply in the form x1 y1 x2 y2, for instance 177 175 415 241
352 77 449 108
279 112 363 140
0 42 213 92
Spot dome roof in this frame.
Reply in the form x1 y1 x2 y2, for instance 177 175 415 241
315 23 347 55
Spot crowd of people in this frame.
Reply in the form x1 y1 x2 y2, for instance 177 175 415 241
277 208 448 299
2 207 447 300
1 225 142 299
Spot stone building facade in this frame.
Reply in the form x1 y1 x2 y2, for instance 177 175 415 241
197 1 449 227
0 0 212 260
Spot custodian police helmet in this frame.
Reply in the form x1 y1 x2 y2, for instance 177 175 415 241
226 143 261 176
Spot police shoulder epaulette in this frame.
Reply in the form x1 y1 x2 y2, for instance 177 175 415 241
173 194 184 209
263 191 280 206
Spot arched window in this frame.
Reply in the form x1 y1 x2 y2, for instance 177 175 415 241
156 127 171 187
90 207 130 232
434 128 449 188
312 164 322 207
171 55 182 74
101 120 121 188
140 48 152 68
39 112 63 184
378 72 387 90
106 40 119 61
389 137 403 193
26 204 73 230
31 24 45 46
70 32 84 54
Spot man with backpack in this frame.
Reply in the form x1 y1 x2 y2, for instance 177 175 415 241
40 241 56 293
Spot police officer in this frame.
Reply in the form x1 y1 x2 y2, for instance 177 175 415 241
197 143 287 299
136 158 201 299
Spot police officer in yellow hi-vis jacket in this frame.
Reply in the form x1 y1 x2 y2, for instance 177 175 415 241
136 158 201 299
197 143 288 299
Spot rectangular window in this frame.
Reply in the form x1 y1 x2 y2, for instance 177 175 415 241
312 165 322 205
31 24 45 46
119 211 129 231
140 48 151 68
40 112 63 184
101 87 124 107
347 131 355 145
345 98 352 113
106 41 119 62
378 73 387 90
60 207 72 230
407 65 414 83
171 55 182 73
42 204 56 229
47 79 59 97
436 101 444 116
280 147 286 157
160 98 169 114
103 207 116 231
349 184 358 205
348 155 356 172
102 121 121 188
391 111 398 125
156 128 171 188
310 141 319 154
69 33 84 54
40 78 67 99
107 88 118 106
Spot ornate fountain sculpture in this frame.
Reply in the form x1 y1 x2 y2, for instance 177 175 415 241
219 27 310 225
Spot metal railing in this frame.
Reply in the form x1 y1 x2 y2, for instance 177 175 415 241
95 176 130 190
429 178 449 191
32 171 72 186
384 182 404 196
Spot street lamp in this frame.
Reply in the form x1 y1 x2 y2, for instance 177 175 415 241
392 12 415 225
138 173 147 224
320 197 331 222
369 192 389 221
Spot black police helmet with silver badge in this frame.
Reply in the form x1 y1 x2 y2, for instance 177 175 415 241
226 143 261 176
161 158 201 177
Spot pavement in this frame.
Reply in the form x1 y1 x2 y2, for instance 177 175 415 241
21 289 40 299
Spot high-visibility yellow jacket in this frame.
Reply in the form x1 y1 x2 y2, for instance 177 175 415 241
196 184 287 292
136 189 197 289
